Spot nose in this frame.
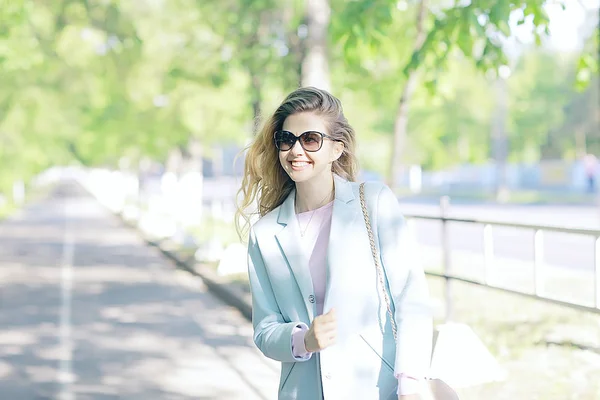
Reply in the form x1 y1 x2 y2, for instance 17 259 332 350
291 139 305 155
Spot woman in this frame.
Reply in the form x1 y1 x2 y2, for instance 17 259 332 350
236 87 433 399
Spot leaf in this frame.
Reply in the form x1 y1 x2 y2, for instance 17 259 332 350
497 20 511 37
457 23 472 56
489 1 511 25
469 12 486 37
424 79 437 95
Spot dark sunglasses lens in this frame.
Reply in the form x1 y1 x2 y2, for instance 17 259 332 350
275 131 295 151
300 132 322 151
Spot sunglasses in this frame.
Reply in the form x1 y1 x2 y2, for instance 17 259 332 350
274 130 340 152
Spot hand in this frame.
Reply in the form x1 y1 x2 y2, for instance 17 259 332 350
303 308 337 353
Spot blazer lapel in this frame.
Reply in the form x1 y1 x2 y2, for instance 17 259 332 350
323 175 359 312
275 189 315 321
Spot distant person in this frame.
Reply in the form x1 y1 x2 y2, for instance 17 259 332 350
584 154 598 193
235 87 433 399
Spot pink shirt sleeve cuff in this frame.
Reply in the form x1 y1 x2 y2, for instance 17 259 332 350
396 373 422 395
291 323 312 360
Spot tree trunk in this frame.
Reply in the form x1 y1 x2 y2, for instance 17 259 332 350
389 0 428 189
244 9 271 136
250 72 262 135
301 0 331 91
575 128 587 158
284 1 306 88
491 77 509 199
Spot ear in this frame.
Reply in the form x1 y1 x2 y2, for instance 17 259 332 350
331 141 344 162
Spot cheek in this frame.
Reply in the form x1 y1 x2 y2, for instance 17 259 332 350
311 153 328 167
278 152 288 167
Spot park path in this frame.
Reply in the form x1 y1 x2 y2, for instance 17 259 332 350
0 182 278 400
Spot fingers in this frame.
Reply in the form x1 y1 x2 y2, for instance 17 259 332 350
314 310 336 331
318 308 336 324
313 322 336 338
305 330 333 353
316 337 335 350
313 330 337 350
305 308 339 352
315 318 336 332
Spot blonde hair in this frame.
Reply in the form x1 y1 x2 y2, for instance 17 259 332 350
235 87 359 241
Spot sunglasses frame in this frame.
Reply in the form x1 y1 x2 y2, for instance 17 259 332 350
273 130 340 152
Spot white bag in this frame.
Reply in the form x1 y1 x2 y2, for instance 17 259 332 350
359 183 460 400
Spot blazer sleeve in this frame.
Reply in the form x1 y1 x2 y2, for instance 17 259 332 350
375 184 433 379
247 227 308 363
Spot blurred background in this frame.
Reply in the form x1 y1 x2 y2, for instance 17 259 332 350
1 0 599 399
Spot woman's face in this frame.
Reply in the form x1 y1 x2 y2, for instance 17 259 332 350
278 112 343 184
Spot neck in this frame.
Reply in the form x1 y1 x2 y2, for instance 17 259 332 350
295 174 335 213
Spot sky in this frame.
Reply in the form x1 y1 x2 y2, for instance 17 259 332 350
512 0 599 52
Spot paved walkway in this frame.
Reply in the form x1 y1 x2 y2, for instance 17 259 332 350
0 182 278 400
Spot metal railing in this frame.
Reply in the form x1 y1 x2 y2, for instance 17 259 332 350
404 197 600 317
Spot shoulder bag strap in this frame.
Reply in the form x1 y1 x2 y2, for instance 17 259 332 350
359 182 398 341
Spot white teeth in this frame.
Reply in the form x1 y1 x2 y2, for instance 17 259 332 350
291 161 309 166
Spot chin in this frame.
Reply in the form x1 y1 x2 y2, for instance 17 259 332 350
287 171 314 183
288 168 332 185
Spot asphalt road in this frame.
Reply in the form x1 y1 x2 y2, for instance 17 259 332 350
398 201 599 273
0 182 278 400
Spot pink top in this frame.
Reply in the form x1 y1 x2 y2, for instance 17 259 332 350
290 200 419 395
297 200 333 316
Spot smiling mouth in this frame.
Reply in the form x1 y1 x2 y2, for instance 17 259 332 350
289 161 312 170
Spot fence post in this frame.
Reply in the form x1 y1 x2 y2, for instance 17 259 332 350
594 236 600 308
533 229 544 296
440 195 452 322
483 224 494 285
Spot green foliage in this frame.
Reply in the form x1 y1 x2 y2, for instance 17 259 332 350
332 0 597 172
334 0 557 92
0 0 597 195
507 50 571 162
410 57 496 168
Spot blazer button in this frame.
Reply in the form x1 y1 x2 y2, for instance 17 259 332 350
308 295 315 303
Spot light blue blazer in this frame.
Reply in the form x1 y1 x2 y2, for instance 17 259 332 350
247 175 433 400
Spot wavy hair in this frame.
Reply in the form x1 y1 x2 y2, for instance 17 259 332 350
235 86 359 240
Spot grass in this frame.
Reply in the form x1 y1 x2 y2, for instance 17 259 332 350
421 246 596 308
420 245 600 399
429 276 600 400
187 215 240 249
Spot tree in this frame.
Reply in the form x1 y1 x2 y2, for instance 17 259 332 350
301 0 332 90
334 0 574 188
507 50 571 162
191 0 312 135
